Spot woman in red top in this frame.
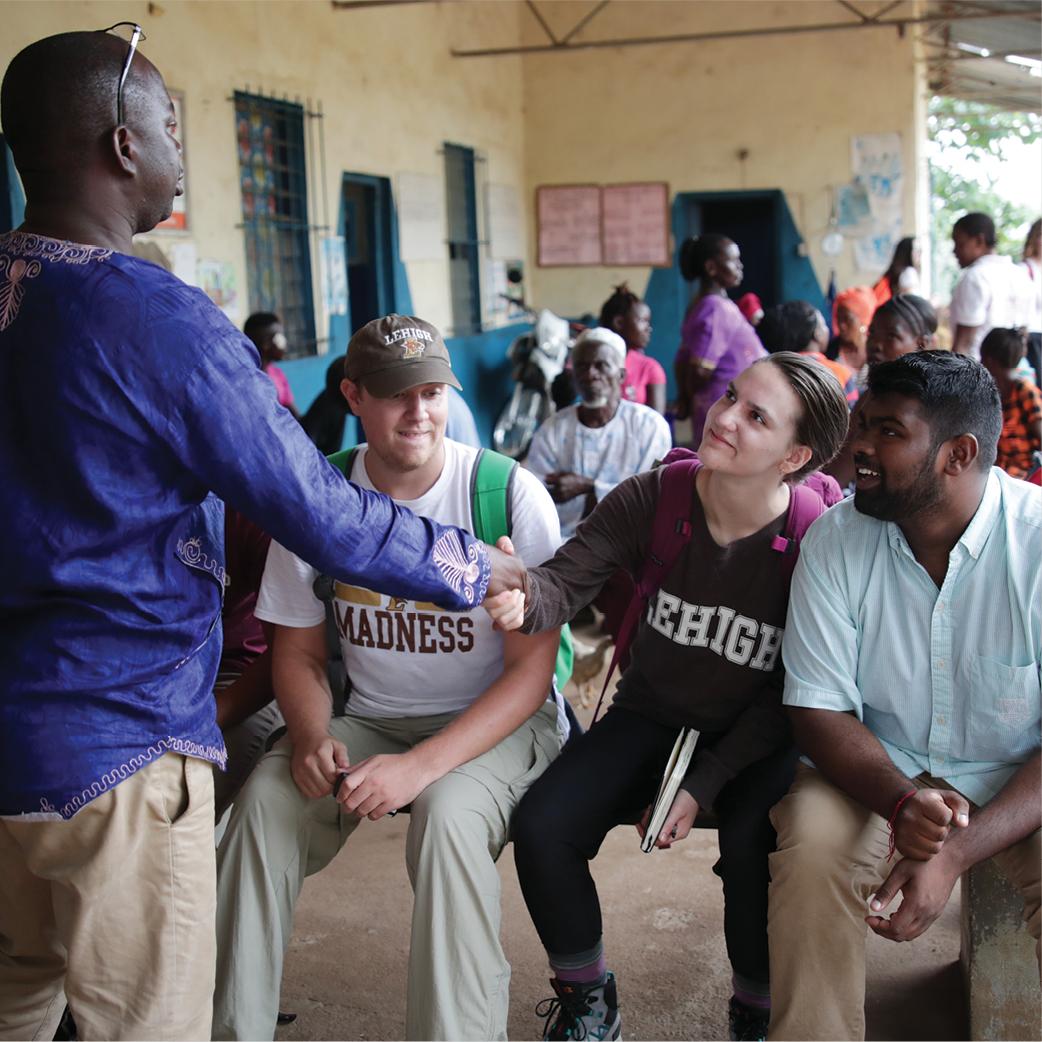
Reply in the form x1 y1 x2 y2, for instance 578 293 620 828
870 236 920 307
599 283 667 415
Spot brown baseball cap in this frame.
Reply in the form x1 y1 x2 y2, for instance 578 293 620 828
345 314 462 398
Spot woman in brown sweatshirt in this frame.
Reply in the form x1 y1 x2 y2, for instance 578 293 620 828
491 353 849 1042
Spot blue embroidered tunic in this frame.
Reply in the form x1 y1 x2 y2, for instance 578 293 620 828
0 232 489 819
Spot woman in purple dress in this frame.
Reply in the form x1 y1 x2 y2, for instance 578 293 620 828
674 234 766 444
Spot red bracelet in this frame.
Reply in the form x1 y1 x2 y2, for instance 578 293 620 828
886 789 918 861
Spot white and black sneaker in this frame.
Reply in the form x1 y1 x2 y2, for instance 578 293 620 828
536 972 622 1041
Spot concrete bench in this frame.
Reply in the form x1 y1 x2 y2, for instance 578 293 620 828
960 858 1040 1041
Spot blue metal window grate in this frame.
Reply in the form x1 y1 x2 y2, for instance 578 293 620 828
235 92 316 356
444 143 482 337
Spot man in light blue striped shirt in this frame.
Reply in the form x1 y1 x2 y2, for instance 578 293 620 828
766 353 1040 1041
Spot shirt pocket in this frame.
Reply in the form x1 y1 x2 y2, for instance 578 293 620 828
967 655 1041 761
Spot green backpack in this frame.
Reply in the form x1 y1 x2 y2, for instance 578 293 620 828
317 446 573 714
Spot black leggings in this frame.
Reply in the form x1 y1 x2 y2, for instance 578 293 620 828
512 706 796 985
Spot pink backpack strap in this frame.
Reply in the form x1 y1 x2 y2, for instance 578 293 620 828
769 482 828 579
590 452 700 722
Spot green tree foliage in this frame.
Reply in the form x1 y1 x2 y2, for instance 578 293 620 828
928 97 1040 298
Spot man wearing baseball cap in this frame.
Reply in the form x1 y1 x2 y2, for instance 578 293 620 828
214 316 567 1041
526 327 672 539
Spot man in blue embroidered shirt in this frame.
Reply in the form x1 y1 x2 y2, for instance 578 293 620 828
0 30 521 1042
766 352 1041 1041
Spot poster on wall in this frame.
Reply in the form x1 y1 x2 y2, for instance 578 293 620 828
536 184 602 266
850 132 904 272
198 259 238 322
601 182 670 266
155 91 187 232
321 235 348 316
397 172 446 262
835 181 871 230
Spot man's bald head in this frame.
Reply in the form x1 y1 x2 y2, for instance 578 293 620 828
1 30 158 175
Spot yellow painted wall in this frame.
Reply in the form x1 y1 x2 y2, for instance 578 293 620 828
0 0 528 342
515 0 925 316
2 0 926 348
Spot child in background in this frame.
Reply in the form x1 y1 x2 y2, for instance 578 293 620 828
864 294 937 367
245 311 302 422
599 284 667 415
756 300 859 407
980 327 1042 479
827 286 876 382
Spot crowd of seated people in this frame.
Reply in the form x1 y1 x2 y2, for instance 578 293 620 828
1 27 1039 1042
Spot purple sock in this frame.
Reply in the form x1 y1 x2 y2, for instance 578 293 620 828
732 973 771 1010
549 949 608 985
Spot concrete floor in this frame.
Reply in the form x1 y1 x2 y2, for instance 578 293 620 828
277 662 967 1042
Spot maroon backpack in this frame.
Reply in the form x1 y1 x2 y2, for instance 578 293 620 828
590 448 841 721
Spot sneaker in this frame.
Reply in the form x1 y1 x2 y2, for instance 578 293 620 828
728 996 769 1042
536 973 621 1041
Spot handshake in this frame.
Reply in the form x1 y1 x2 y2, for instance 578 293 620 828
483 536 529 632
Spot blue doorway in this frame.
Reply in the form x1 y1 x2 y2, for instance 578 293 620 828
678 191 781 307
342 173 395 334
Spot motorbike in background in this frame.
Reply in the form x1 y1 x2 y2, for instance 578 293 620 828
492 307 575 460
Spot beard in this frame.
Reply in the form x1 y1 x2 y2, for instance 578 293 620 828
854 457 944 522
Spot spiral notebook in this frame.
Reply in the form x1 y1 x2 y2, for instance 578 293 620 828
641 727 700 853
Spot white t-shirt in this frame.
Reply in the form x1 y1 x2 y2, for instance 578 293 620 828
949 253 1033 358
1019 258 1042 334
896 266 920 295
525 400 672 539
256 439 562 718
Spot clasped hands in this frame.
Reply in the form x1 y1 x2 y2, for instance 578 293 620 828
866 788 971 944
484 536 527 631
289 732 433 820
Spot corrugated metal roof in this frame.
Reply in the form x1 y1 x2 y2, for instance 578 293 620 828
924 1 1041 112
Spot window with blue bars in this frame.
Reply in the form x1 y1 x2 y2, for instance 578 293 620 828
235 92 316 357
444 143 482 337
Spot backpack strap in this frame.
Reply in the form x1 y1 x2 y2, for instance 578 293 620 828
769 482 828 580
470 448 516 542
591 452 701 723
327 447 358 478
315 446 359 716
470 448 575 691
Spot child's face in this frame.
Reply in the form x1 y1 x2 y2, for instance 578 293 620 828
616 302 652 350
261 325 288 363
866 311 924 367
980 354 1007 386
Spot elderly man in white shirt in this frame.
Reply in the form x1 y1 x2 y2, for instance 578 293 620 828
525 327 672 539
766 352 1040 1041
949 211 1033 359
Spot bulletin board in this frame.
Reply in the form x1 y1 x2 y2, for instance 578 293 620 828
601 182 670 266
536 184 602 267
535 181 672 267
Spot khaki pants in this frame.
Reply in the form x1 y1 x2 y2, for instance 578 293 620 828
0 753 217 1041
767 764 1041 1041
213 701 561 1042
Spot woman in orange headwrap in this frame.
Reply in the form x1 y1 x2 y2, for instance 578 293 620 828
828 286 876 384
